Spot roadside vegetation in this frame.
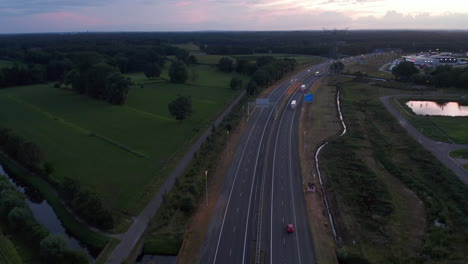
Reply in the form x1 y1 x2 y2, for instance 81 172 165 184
343 53 399 79
321 78 468 263
450 149 468 159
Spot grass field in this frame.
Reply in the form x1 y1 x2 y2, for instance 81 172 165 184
450 149 468 159
0 229 23 264
321 78 468 263
0 64 247 216
394 98 468 144
194 55 234 65
344 53 399 79
0 59 22 69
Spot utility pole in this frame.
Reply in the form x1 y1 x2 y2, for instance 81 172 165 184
205 170 208 206
322 27 349 60
226 130 230 154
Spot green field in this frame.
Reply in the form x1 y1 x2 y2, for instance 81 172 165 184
0 60 22 69
0 230 23 264
0 64 247 215
194 55 234 65
395 98 468 144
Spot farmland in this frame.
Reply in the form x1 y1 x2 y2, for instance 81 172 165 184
0 64 247 215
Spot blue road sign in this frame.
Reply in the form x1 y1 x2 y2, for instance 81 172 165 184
304 94 314 102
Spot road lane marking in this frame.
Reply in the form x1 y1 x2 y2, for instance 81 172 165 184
284 237 285 245
233 226 236 232
237 208 239 214
288 101 302 264
242 106 276 264
212 110 264 264
271 88 300 264
230 249 232 256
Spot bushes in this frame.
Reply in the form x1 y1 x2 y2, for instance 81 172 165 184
0 177 89 263
60 178 114 230
0 128 44 171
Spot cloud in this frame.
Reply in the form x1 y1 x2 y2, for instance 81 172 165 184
354 10 468 29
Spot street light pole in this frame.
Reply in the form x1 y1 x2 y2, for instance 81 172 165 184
205 170 208 206
226 130 230 154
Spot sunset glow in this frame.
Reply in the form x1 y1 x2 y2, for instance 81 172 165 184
0 0 467 33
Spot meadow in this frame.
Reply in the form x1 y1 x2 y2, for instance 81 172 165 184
0 64 247 215
322 79 468 264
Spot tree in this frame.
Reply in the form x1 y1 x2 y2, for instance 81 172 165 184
188 55 198 65
169 61 189 84
246 80 258 96
0 189 25 215
168 95 192 121
40 235 67 262
8 206 33 231
230 77 243 90
392 61 419 81
218 57 234 72
330 61 345 74
143 63 161 79
104 72 131 105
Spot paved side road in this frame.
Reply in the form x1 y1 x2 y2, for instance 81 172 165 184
106 91 246 264
380 95 468 184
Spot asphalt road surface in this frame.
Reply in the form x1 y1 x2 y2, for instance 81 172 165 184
200 64 328 264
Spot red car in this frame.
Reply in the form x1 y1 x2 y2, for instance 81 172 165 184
286 224 295 233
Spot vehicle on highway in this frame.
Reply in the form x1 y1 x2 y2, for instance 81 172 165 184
300 84 306 92
291 100 297 110
286 224 295 233
315 71 320 76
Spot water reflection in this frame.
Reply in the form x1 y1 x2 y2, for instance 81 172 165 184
406 101 468 116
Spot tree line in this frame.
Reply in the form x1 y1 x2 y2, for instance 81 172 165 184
217 56 298 96
392 61 468 90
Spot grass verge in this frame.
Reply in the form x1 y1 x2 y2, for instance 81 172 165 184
450 149 468 159
322 79 468 263
299 76 341 264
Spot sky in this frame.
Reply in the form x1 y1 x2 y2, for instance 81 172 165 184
0 0 467 33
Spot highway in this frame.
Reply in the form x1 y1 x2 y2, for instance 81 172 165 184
200 64 327 264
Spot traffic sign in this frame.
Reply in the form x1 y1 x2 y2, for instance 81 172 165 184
304 94 314 102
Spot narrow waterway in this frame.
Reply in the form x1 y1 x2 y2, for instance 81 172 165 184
0 164 93 260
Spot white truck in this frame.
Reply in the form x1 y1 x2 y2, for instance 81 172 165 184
300 84 306 92
291 100 297 110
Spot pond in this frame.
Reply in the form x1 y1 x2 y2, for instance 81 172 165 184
0 164 94 260
406 101 468 117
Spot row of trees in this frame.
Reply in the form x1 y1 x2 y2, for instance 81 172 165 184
0 128 45 171
216 56 298 95
66 63 131 105
60 178 114 230
392 62 468 90
0 176 89 263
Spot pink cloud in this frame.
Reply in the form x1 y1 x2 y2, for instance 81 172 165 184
174 1 192 7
